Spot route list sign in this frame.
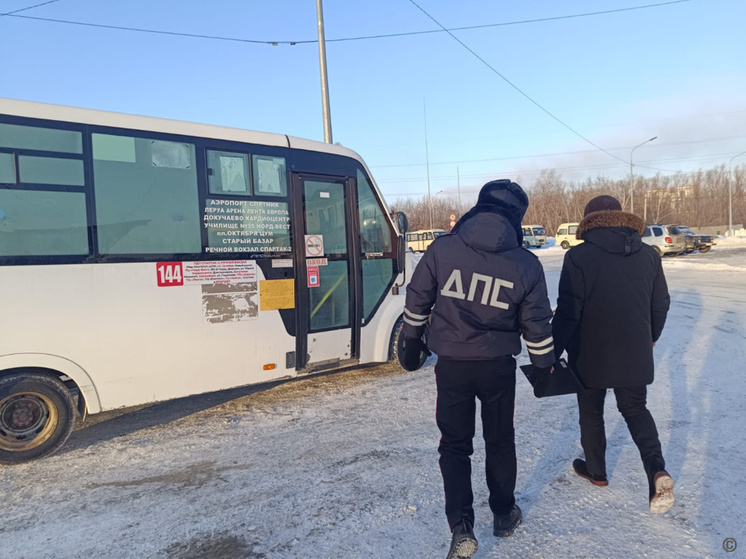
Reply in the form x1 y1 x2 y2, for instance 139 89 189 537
204 199 291 254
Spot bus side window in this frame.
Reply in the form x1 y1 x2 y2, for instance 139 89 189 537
0 123 88 257
92 133 202 255
357 169 394 320
558 228 567 236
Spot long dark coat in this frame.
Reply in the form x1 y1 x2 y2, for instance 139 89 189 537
552 210 670 388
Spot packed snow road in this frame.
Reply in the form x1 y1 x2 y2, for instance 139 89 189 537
2 241 745 559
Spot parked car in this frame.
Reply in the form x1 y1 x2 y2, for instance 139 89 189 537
555 222 583 249
641 224 686 256
672 225 715 253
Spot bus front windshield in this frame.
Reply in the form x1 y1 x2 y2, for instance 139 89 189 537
532 227 545 236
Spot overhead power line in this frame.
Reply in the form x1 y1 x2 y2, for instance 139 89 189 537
0 0 61 16
407 0 630 165
3 0 693 46
371 134 746 169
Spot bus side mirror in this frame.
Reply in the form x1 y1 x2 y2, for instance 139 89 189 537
392 211 408 234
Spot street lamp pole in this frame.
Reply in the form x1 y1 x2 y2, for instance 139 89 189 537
629 136 657 215
728 151 746 237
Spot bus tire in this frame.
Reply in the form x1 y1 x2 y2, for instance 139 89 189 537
699 246 711 253
561 241 570 250
388 316 404 362
0 372 76 465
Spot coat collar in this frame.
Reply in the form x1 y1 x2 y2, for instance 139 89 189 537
577 210 645 240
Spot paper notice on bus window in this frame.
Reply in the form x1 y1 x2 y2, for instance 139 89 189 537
259 279 295 310
151 140 191 169
220 155 248 193
254 156 284 194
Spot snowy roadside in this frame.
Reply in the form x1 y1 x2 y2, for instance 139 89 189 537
1 241 745 558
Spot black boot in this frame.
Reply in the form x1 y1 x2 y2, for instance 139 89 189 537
572 458 609 487
446 518 478 559
493 504 522 537
649 471 675 513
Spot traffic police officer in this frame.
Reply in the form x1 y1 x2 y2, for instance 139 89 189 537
400 179 554 559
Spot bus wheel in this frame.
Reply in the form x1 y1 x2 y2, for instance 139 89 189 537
561 241 570 250
0 372 75 464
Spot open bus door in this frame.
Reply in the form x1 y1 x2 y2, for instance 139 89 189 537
292 173 361 373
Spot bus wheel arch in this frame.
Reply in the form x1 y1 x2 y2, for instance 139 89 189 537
0 371 77 464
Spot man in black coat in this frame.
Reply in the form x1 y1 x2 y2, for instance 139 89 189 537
400 179 555 558
552 195 675 514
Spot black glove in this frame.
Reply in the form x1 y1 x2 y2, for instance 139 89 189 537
531 366 553 397
399 336 431 371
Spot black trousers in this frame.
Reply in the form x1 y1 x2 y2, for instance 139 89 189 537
435 358 517 529
577 385 665 493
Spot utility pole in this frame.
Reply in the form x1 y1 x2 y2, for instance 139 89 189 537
316 0 333 144
729 151 746 236
457 165 462 215
424 98 433 231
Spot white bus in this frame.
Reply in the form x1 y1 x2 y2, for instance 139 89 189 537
0 98 412 463
406 229 446 252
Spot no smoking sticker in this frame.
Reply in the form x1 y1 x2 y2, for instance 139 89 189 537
305 234 324 257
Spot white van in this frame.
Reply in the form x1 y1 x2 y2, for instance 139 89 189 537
555 222 583 249
521 224 546 248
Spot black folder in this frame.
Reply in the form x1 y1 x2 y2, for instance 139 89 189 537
520 359 585 398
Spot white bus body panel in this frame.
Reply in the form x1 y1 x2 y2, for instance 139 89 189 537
0 263 296 411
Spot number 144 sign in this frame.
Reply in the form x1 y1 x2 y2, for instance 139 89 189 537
156 262 184 286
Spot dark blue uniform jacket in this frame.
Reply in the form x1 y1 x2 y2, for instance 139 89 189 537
402 211 554 367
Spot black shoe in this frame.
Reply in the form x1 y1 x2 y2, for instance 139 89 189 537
446 518 478 559
572 459 609 487
493 504 522 538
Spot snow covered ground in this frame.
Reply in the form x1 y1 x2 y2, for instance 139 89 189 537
2 239 745 559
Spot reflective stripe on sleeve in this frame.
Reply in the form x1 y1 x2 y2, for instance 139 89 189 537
528 345 555 356
404 308 430 321
403 316 428 327
524 336 553 348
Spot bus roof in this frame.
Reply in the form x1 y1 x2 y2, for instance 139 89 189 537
0 97 365 163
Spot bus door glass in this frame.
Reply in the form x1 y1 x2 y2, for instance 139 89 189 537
294 174 359 371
